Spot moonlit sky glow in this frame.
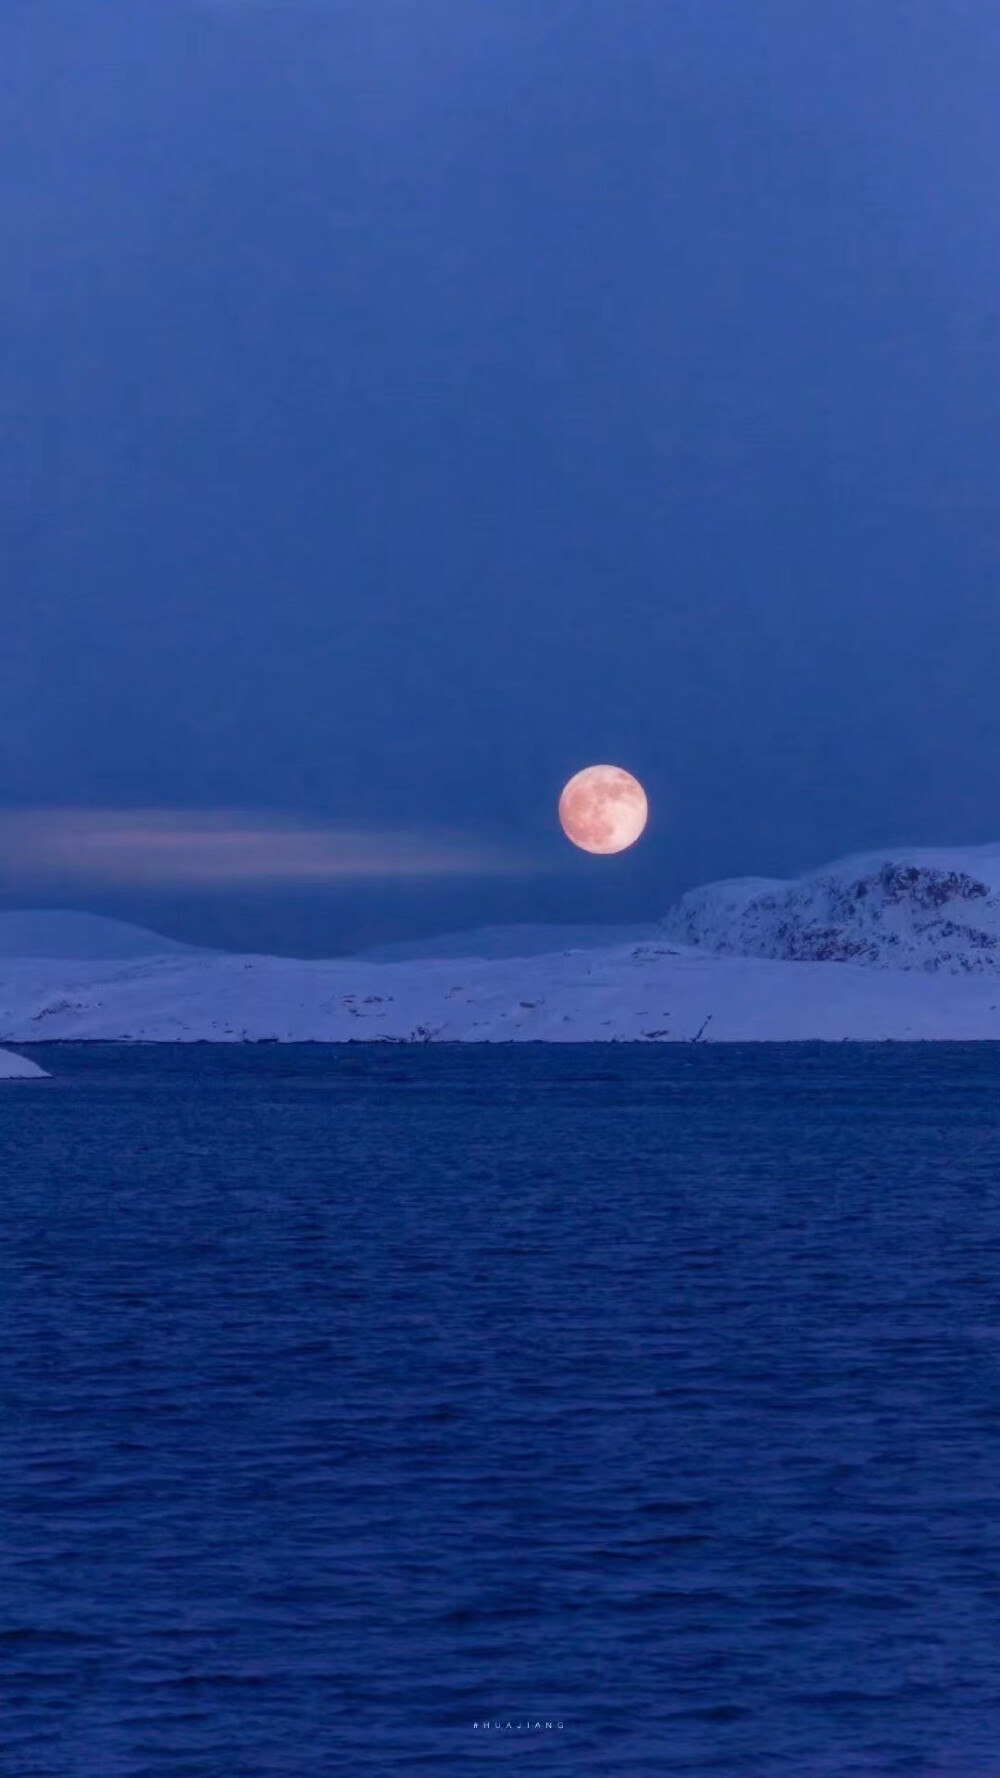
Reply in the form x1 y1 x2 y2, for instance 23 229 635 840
4 1 1000 951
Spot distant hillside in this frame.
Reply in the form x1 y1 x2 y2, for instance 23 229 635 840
0 910 203 960
660 845 1000 972
355 921 663 961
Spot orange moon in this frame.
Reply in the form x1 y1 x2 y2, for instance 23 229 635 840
558 765 649 855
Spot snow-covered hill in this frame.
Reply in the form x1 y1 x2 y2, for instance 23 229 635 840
0 910 202 960
8 847 1000 1044
3 936 1000 1043
355 921 663 961
659 846 1000 973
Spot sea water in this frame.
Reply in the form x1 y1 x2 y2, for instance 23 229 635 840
3 1042 1000 1776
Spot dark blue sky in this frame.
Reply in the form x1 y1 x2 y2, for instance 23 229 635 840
3 0 1000 951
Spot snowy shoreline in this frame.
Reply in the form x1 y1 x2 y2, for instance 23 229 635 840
9 847 1000 1045
2 943 1000 1045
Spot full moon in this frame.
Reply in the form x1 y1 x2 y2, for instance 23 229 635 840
558 764 648 855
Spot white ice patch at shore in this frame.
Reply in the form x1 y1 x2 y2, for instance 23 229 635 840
0 1047 48 1078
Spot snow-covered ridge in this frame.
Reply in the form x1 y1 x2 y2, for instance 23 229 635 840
659 845 1000 973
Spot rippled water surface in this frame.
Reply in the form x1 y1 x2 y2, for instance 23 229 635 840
4 1042 1000 1776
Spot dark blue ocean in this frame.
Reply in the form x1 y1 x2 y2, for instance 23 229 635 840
4 1044 1000 1776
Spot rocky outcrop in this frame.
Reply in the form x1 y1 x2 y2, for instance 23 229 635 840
660 850 1000 973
